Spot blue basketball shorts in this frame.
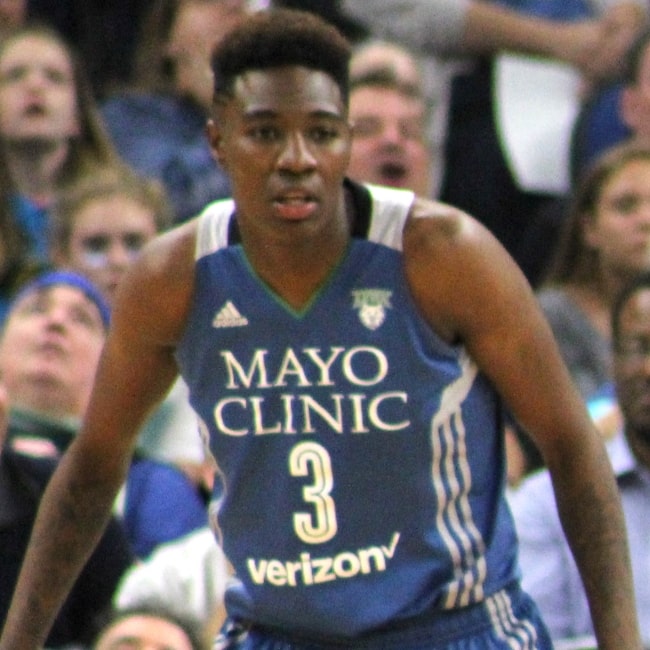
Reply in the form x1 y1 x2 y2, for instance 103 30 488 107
212 583 553 650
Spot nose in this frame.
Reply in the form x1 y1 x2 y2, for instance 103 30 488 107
379 120 404 146
106 241 135 268
43 305 69 330
276 132 317 174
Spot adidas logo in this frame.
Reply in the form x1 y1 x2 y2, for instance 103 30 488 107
212 301 249 328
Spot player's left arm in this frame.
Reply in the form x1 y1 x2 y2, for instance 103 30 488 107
403 197 641 650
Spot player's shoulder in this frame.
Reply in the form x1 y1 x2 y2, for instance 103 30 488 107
403 196 485 255
111 218 199 340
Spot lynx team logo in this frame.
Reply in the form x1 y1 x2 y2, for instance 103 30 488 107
352 289 392 330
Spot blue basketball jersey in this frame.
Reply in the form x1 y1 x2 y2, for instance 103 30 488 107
175 182 521 639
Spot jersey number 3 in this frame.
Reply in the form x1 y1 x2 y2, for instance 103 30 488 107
289 441 338 544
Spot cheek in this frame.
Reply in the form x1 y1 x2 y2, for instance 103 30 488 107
56 92 80 134
78 338 104 371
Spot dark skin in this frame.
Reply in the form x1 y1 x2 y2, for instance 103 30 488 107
0 65 642 649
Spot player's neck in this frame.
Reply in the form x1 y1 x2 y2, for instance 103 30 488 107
242 194 352 310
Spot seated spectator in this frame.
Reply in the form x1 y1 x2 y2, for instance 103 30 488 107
100 0 248 222
115 526 230 629
0 273 133 648
347 40 433 196
0 23 129 265
0 270 209 557
537 140 650 399
91 604 207 650
509 269 650 646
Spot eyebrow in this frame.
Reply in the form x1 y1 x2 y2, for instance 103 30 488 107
242 108 344 121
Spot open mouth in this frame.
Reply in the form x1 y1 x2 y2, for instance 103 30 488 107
377 161 407 184
23 102 47 117
273 195 318 220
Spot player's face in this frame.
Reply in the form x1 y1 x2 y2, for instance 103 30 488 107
207 65 352 241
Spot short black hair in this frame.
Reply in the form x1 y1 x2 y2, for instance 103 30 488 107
612 271 650 349
211 8 352 105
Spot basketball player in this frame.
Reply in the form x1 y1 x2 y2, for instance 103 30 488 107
0 8 641 650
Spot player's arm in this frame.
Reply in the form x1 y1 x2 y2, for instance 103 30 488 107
403 198 642 650
0 223 197 650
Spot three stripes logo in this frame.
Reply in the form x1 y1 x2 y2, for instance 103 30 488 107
212 301 249 328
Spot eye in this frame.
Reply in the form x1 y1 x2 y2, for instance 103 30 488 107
122 233 147 254
0 65 26 84
607 193 641 214
19 295 49 315
248 125 281 142
44 66 72 86
69 305 101 330
352 117 381 138
309 125 340 143
81 235 111 254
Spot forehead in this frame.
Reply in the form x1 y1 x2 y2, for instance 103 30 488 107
0 33 71 70
350 86 424 114
601 158 650 192
97 615 192 650
225 66 345 119
11 285 100 318
72 195 156 228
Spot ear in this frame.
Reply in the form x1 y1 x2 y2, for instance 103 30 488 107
206 119 227 169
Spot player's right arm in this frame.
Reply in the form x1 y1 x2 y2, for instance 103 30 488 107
0 221 198 650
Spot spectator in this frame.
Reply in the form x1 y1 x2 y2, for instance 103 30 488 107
1 270 110 458
100 0 249 222
538 140 650 400
91 604 207 650
509 269 650 646
347 41 433 197
0 271 133 649
342 0 649 286
50 167 172 305
0 270 209 558
0 23 127 265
